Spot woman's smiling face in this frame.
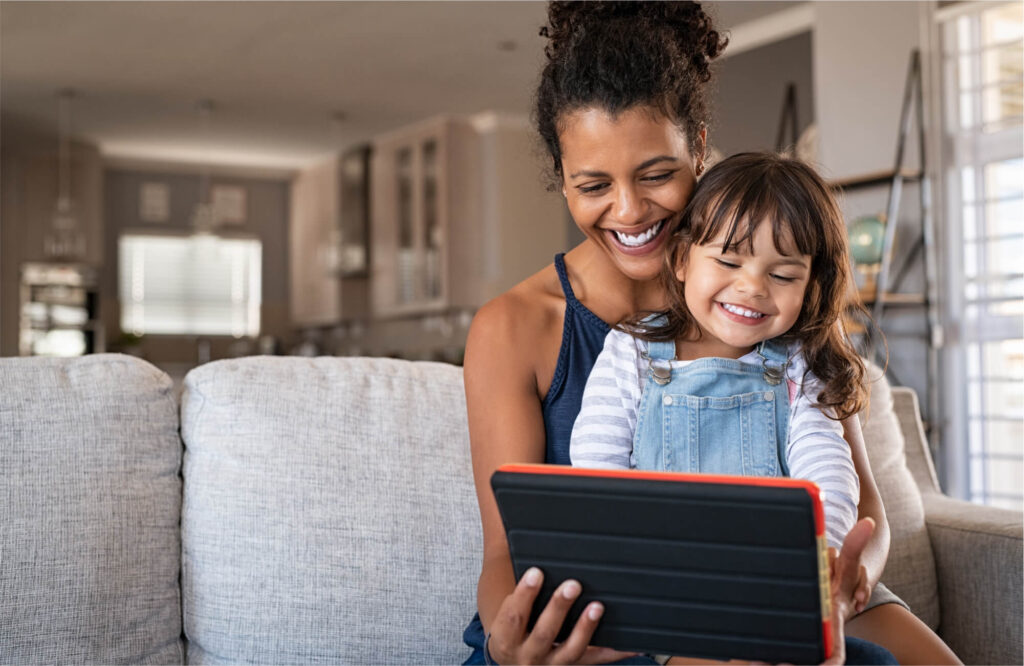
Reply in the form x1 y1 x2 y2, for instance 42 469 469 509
558 106 701 283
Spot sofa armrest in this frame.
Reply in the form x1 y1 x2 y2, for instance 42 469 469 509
923 493 1023 666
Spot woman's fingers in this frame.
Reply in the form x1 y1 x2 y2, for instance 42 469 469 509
552 602 641 665
522 578 587 661
489 567 545 663
549 600 603 663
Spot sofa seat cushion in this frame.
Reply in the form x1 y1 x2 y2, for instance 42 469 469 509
860 366 939 630
0 354 184 664
180 356 480 664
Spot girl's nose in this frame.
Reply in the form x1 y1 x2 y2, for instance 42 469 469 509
735 272 768 297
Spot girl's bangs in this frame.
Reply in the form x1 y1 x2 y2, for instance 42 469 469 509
693 173 819 257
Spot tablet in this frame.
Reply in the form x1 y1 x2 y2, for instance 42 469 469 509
491 464 833 664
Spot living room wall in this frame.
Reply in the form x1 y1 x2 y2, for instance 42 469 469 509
102 167 292 366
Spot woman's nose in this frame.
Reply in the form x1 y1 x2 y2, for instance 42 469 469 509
613 185 647 225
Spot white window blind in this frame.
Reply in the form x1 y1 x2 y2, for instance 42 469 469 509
939 1 1023 509
119 233 262 337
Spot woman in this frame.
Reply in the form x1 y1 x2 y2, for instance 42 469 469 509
463 2 960 664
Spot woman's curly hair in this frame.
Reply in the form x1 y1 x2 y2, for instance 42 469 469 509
535 1 727 182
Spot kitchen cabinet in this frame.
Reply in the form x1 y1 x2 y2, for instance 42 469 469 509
370 113 566 317
289 147 371 327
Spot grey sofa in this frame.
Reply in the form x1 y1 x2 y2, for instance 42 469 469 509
1 354 1020 664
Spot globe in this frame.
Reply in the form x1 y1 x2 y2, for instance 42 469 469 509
848 215 886 265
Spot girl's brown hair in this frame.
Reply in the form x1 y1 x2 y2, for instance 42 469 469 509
625 152 870 420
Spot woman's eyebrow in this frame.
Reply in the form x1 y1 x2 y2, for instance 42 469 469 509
569 155 679 179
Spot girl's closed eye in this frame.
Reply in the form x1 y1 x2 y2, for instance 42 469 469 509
714 258 739 269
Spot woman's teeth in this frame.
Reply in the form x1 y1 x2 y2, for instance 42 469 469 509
614 219 664 247
721 303 765 319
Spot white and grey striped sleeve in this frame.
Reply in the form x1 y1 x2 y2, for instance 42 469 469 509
785 353 860 550
569 329 643 470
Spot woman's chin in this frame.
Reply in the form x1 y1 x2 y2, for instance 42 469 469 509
611 252 663 284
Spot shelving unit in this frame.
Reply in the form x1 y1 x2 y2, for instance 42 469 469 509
19 262 103 357
833 50 941 444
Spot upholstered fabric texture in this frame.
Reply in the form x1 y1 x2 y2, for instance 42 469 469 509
0 354 184 664
860 368 939 630
924 494 1023 665
180 356 481 664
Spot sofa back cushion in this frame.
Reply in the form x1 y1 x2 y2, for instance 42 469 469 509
861 367 939 629
180 357 481 664
0 354 184 664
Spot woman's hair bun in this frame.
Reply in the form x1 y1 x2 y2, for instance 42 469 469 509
540 1 726 83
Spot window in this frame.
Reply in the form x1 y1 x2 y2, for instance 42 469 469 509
119 233 262 337
939 1 1023 509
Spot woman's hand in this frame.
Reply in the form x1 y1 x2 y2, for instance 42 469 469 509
830 518 876 621
486 567 639 665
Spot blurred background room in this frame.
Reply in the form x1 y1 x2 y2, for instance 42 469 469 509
2 1 1021 508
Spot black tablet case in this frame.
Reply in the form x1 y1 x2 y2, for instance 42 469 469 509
491 464 832 664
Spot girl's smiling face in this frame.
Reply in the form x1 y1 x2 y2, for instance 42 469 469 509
558 106 702 283
676 219 812 360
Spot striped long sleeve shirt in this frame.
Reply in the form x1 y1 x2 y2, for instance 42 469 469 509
570 328 860 550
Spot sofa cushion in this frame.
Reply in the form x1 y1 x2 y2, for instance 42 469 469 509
0 354 184 664
860 365 939 629
180 356 481 664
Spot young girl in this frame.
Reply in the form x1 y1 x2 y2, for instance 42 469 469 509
570 151 872 632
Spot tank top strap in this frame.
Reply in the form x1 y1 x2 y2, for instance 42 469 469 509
554 253 610 330
543 253 611 466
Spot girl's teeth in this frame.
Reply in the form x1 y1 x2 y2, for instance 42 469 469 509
614 220 663 247
721 303 765 319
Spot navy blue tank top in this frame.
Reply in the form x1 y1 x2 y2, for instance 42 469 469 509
541 253 612 465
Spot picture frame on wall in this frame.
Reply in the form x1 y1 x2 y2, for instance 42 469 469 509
212 184 247 226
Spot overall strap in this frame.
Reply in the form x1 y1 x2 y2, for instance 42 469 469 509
756 338 792 388
757 338 790 363
647 340 675 361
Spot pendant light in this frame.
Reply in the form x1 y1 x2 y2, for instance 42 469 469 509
44 89 86 261
190 99 217 235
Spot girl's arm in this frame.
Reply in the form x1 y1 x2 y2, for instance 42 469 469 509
570 330 640 470
786 366 860 550
465 296 633 665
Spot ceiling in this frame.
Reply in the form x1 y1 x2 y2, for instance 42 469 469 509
0 1 799 174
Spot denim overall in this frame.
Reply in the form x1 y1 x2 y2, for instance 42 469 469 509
632 338 792 478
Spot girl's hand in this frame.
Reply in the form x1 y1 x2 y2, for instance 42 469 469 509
486 567 639 665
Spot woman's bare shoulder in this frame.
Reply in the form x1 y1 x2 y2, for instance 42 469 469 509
471 265 564 343
466 264 565 387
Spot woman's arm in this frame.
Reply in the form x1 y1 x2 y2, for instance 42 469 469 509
465 295 632 664
839 414 890 613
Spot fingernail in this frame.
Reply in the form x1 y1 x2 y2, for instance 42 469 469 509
561 580 581 599
587 602 603 620
523 568 541 586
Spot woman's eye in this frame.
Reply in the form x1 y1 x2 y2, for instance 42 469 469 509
642 171 674 183
578 183 609 194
